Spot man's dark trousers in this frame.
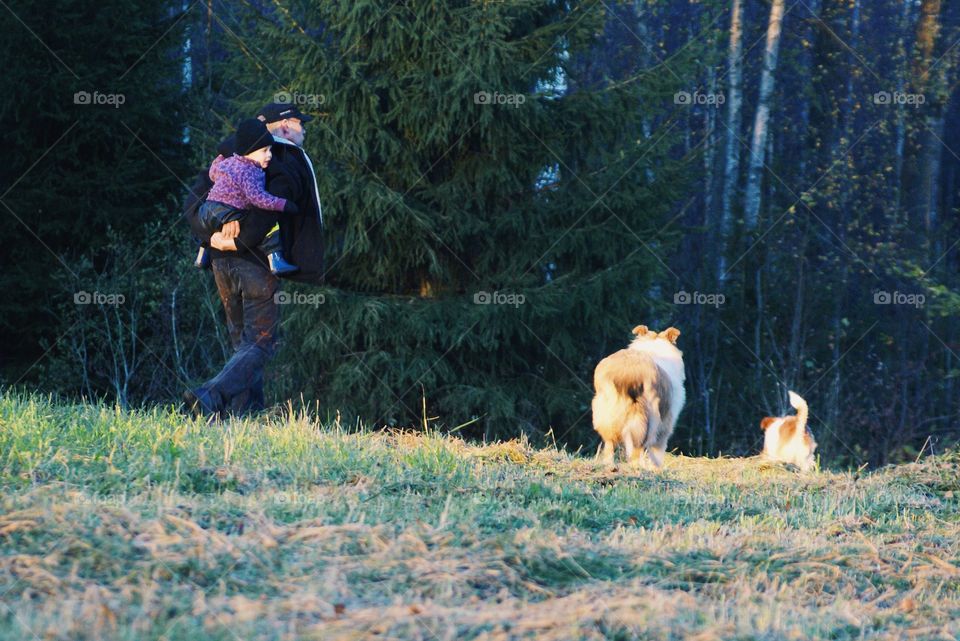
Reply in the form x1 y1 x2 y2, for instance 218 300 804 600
199 256 279 415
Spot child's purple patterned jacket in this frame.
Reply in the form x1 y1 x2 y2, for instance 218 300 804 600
206 154 287 212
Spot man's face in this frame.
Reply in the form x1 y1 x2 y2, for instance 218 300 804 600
280 118 305 146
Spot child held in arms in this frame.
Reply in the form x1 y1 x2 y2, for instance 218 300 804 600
195 118 299 275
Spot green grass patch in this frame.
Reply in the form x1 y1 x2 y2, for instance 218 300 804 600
1 390 959 640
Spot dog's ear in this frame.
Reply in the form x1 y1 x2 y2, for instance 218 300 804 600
632 325 648 336
660 327 680 344
760 417 777 431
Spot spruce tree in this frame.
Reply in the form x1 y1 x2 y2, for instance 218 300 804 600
0 0 188 382
222 0 696 445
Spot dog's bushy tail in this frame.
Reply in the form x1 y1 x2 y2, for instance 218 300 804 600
597 351 655 406
787 390 808 435
615 378 644 404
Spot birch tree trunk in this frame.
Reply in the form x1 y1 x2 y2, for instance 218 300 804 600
743 0 786 230
718 0 743 281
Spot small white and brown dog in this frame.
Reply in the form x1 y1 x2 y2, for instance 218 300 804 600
592 325 686 469
760 391 817 471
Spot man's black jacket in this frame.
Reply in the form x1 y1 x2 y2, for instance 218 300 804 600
184 135 325 285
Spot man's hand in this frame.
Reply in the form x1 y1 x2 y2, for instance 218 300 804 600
210 231 237 251
221 220 240 239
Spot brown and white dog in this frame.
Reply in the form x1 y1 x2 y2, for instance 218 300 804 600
760 391 817 471
592 325 686 469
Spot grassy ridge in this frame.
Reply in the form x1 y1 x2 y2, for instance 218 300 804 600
1 391 959 640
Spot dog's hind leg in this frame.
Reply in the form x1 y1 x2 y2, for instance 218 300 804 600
623 433 636 466
643 402 665 468
624 416 646 469
648 412 676 469
601 439 616 469
592 393 618 469
647 431 667 468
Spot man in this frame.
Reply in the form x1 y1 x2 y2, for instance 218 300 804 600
184 102 325 417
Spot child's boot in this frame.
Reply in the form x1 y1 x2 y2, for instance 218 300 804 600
195 246 210 269
268 251 299 275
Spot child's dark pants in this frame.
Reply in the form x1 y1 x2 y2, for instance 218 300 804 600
199 200 282 255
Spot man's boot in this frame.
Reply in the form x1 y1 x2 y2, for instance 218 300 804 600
182 388 219 418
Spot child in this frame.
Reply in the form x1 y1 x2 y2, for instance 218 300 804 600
195 118 299 275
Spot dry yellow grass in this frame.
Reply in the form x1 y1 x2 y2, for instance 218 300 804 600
1 392 959 640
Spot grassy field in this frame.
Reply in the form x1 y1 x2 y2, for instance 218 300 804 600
1 391 959 640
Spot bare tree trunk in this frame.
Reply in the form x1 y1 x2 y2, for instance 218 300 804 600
915 0 942 68
700 60 718 456
788 227 807 386
920 114 945 242
704 64 718 233
905 0 944 239
893 0 915 219
743 0 786 230
206 0 213 93
915 0 945 254
718 0 743 281
754 268 763 394
635 1 656 184
828 0 862 436
787 0 818 389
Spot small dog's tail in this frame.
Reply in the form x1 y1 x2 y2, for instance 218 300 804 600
787 390 808 435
